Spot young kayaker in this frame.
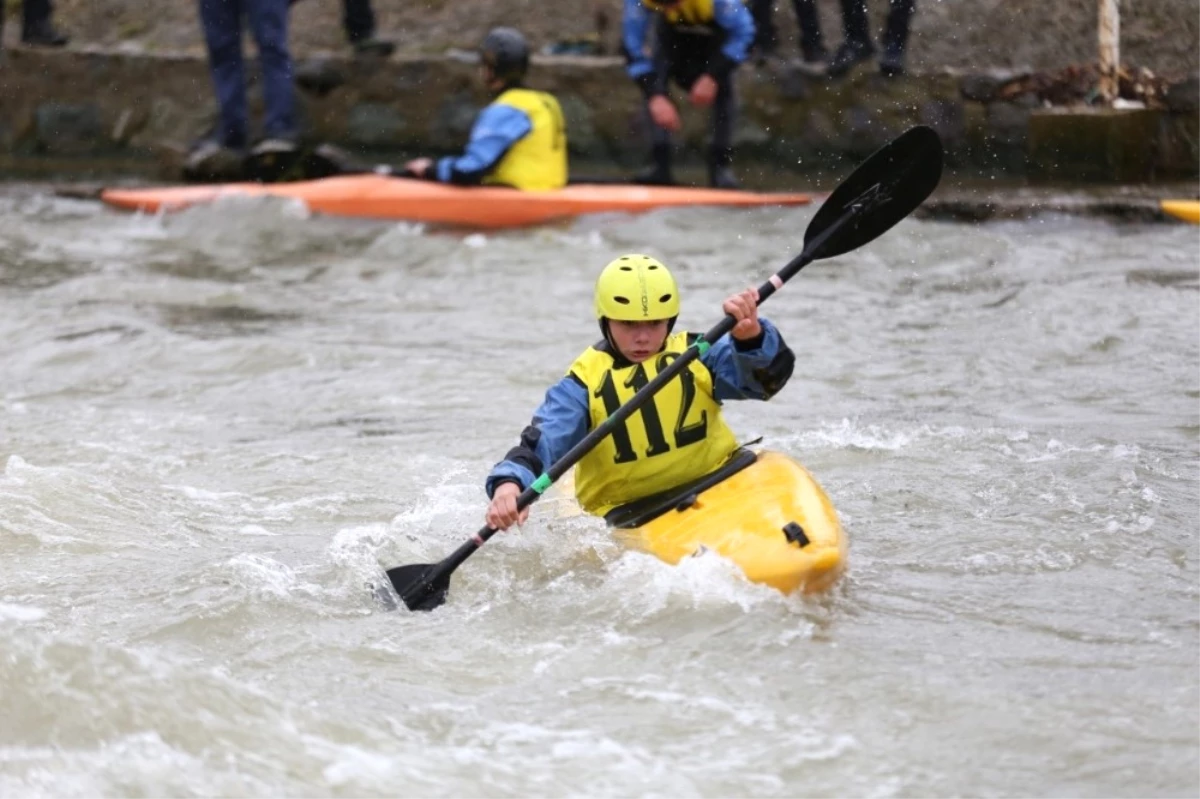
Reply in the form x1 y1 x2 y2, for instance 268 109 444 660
484 253 795 531
308 27 568 190
621 0 756 189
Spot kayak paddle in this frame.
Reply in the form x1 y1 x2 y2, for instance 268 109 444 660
387 124 944 612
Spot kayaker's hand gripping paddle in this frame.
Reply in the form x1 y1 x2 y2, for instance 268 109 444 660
387 125 945 611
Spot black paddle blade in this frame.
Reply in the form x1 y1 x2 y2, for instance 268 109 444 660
387 563 451 612
806 126 944 261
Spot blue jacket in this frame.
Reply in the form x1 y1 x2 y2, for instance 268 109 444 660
486 318 794 498
434 103 532 185
622 0 755 96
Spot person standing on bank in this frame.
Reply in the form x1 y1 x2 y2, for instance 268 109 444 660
621 0 756 189
825 0 915 78
186 0 299 181
748 0 827 71
0 0 69 49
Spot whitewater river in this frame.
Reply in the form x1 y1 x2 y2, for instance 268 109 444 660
1 187 1197 797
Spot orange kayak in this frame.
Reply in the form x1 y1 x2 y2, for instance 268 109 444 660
100 175 812 229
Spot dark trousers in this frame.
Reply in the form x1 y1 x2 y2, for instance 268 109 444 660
0 0 53 39
342 0 375 43
647 79 736 157
648 28 738 166
840 0 915 53
750 0 826 60
199 0 296 147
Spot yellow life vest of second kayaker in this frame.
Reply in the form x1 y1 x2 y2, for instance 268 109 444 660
569 331 740 516
641 0 716 26
483 88 568 191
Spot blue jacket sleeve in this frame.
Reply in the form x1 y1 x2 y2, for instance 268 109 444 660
709 0 755 80
435 104 533 185
485 375 591 498
621 0 660 96
701 317 796 401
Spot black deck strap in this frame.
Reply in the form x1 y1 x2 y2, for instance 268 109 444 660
604 447 759 529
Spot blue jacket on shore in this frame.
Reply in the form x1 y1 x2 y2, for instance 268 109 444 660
486 317 792 499
621 0 756 96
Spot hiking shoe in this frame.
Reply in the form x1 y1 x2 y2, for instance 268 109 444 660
879 50 906 78
791 51 829 77
826 39 876 78
295 58 346 96
22 21 69 47
183 139 244 182
245 138 301 183
250 138 299 158
353 38 396 58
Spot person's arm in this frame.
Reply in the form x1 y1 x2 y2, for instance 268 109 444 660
485 375 590 497
621 0 664 98
707 0 756 81
430 104 533 186
700 317 796 401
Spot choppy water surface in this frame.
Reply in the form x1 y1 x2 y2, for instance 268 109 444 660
1 188 1197 797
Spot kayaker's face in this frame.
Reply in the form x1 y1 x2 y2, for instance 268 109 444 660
609 319 669 363
480 65 501 91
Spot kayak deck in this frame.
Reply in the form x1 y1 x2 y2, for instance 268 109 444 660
100 175 812 229
614 451 846 595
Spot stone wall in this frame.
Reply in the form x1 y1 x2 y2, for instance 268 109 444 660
34 0 1200 78
0 48 1196 184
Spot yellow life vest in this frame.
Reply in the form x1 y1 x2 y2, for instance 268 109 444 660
569 331 740 516
641 0 715 26
482 88 568 191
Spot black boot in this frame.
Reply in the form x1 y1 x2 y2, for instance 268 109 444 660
825 38 875 78
633 143 676 186
708 147 739 190
22 20 69 47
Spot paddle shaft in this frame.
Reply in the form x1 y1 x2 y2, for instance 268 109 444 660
399 215 857 599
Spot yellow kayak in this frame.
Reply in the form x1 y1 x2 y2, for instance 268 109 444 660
1161 200 1200 224
554 449 847 595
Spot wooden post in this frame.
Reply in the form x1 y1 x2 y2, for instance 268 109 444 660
1098 0 1120 104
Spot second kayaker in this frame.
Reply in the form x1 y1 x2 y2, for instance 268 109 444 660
308 27 568 190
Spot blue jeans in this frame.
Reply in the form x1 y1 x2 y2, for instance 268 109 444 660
199 0 296 148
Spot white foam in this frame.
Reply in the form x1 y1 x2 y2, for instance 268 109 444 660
0 603 47 622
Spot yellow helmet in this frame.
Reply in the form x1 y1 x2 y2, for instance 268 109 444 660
593 254 680 321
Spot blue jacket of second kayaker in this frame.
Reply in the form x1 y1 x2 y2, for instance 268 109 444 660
434 104 533 185
622 0 756 97
485 317 793 500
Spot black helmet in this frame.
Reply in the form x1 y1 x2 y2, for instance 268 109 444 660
479 27 529 84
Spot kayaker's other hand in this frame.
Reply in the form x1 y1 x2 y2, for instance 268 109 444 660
648 95 681 132
723 287 762 340
403 158 434 179
485 481 528 531
689 74 717 107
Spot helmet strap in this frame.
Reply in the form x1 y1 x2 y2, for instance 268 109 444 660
599 318 615 351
